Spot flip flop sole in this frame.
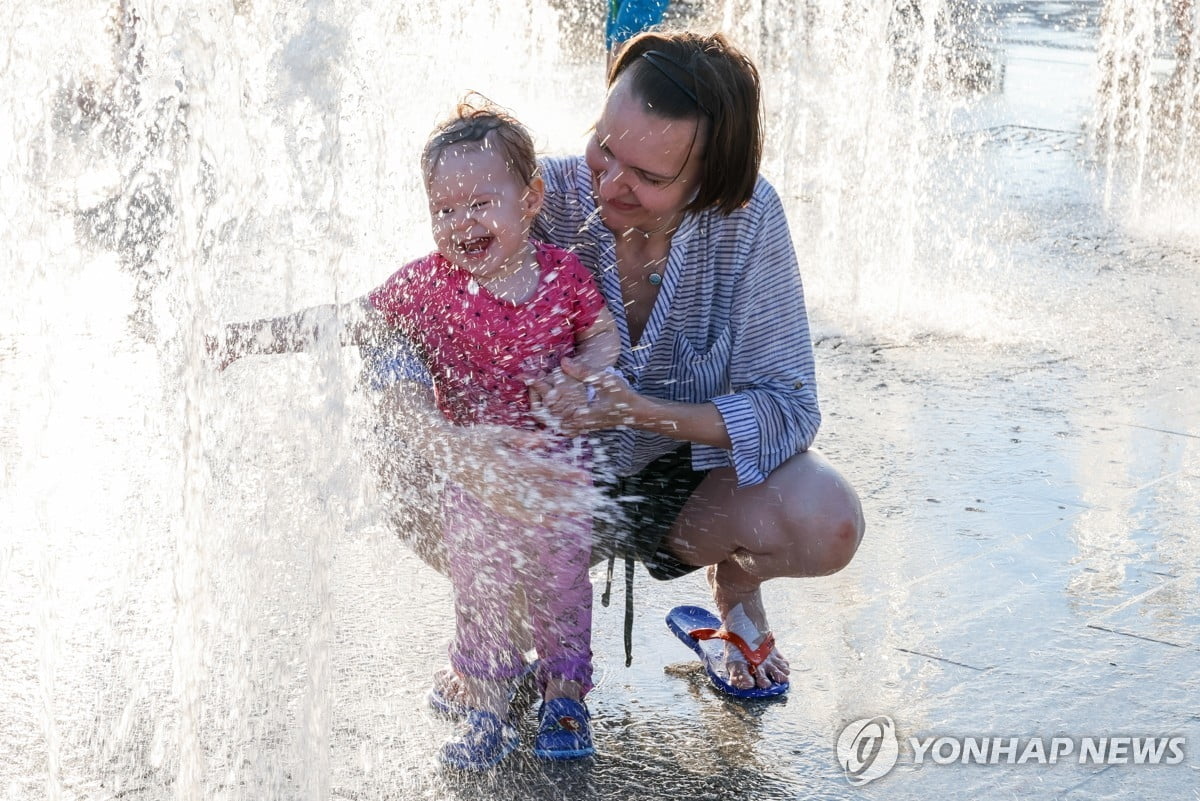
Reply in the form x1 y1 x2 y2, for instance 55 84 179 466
666 605 789 700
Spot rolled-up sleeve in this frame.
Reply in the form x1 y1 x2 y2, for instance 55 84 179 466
694 187 821 486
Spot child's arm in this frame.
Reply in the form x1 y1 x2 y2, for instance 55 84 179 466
527 306 619 428
208 297 388 370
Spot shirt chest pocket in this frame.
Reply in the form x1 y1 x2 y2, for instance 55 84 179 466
664 327 732 402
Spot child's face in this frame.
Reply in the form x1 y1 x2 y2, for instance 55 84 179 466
427 143 543 281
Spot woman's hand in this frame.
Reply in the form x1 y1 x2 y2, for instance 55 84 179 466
529 356 640 436
526 362 590 430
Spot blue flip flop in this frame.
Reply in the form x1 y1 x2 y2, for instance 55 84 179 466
666 605 789 699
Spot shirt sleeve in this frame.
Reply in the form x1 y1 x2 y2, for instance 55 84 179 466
696 184 821 487
366 258 420 327
362 257 434 389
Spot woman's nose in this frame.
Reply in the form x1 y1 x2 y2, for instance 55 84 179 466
596 162 630 194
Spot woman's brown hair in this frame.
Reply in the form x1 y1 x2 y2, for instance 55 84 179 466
608 31 762 215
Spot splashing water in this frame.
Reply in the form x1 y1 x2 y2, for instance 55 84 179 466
1096 0 1200 233
701 0 1021 340
2 1 1198 799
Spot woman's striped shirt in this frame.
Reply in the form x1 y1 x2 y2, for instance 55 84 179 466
532 156 821 487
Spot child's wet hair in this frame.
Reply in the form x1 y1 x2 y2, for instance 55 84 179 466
422 97 539 187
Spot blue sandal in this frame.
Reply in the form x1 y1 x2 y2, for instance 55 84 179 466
439 709 519 770
534 698 595 760
428 661 538 719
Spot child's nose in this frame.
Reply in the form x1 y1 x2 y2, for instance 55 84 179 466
449 208 476 229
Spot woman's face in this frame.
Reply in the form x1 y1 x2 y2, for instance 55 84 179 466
585 74 705 236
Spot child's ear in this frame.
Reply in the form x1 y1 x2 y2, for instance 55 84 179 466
522 175 545 218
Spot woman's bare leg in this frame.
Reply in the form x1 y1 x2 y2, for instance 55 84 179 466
662 449 865 690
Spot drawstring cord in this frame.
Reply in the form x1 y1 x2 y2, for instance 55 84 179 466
623 555 634 667
600 551 635 667
601 552 615 606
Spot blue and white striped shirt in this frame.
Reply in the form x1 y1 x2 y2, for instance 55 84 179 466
532 156 820 487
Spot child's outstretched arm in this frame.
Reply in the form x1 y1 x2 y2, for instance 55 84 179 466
208 297 388 370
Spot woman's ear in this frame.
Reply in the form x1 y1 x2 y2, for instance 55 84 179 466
522 175 546 219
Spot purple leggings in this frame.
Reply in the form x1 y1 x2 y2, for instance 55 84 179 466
443 483 593 694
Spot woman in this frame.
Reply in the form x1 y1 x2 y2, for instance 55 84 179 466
527 30 864 697
392 30 865 702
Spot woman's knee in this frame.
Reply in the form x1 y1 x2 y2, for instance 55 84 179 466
777 454 866 576
772 503 861 576
818 512 865 575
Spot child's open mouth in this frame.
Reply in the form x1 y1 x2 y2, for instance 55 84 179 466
457 236 493 256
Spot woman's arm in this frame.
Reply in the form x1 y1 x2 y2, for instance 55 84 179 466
553 356 734 448
535 182 819 485
207 297 388 370
700 185 820 485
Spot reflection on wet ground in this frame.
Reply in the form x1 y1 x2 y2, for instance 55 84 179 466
2 1 1198 799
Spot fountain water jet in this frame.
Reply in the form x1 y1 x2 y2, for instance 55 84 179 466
4 2 1198 799
1096 0 1200 228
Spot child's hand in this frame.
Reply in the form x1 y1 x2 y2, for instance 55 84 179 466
528 369 588 431
492 427 551 452
490 428 589 482
539 357 636 436
466 471 600 524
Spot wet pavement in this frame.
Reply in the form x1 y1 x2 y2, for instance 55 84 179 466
2 1 1199 799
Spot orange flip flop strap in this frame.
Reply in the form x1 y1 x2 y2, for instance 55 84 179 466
689 627 777 675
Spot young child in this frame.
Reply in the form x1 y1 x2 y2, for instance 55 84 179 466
210 102 619 769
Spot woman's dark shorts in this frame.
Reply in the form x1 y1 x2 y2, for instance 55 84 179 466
592 446 709 580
